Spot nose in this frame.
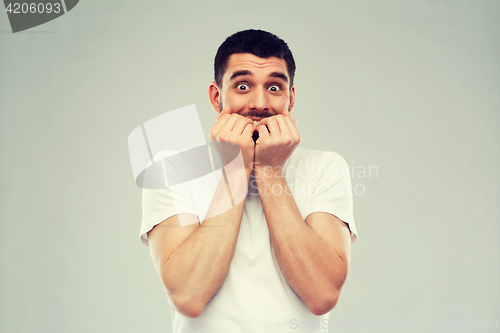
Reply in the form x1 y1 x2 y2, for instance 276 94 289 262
248 87 269 113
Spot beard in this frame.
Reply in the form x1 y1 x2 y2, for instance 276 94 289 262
218 100 290 144
218 100 291 115
218 92 292 144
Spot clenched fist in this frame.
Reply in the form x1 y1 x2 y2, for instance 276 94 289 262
209 107 257 173
254 109 300 170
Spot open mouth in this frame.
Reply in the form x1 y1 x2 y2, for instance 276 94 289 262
248 117 264 123
252 130 259 143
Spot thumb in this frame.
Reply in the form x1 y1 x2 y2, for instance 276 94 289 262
283 109 297 124
216 106 231 120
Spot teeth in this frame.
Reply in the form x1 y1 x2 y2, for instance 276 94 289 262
253 120 258 126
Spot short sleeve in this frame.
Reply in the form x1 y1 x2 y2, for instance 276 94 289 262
140 151 221 246
306 151 358 245
140 182 198 247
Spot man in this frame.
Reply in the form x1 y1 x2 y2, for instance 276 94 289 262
140 29 358 332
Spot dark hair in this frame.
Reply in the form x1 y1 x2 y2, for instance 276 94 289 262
214 29 296 89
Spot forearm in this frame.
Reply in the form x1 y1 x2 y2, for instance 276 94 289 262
255 167 348 314
161 166 252 317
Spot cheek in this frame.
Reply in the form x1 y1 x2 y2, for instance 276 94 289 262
272 96 289 111
224 93 246 111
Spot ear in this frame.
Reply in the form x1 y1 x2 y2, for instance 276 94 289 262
288 85 296 112
208 82 221 113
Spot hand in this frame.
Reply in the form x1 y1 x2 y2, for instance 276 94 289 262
254 109 300 170
209 107 257 171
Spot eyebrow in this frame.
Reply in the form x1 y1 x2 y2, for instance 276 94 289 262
229 70 252 81
269 72 289 83
229 70 289 83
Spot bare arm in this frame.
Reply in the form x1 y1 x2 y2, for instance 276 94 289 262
254 111 352 315
148 169 250 318
255 167 351 315
147 108 256 318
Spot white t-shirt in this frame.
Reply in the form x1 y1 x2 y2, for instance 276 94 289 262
140 147 358 333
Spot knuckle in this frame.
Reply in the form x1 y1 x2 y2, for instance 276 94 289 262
218 133 228 142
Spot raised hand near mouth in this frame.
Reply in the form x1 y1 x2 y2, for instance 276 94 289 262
253 109 300 170
209 107 257 173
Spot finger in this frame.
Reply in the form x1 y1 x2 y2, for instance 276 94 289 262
210 113 232 140
256 122 271 140
260 117 280 137
282 117 300 143
286 114 300 138
219 114 241 134
233 116 255 136
213 108 240 133
275 115 299 147
280 110 299 136
275 115 292 136
282 109 297 125
213 114 252 142
216 106 232 120
242 122 257 140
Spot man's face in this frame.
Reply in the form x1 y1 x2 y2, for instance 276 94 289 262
209 53 295 121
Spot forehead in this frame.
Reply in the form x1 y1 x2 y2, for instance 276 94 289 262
223 53 289 81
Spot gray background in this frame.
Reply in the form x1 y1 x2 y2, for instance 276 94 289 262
1 1 499 332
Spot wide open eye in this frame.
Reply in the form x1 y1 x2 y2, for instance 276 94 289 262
237 83 249 91
268 85 281 92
